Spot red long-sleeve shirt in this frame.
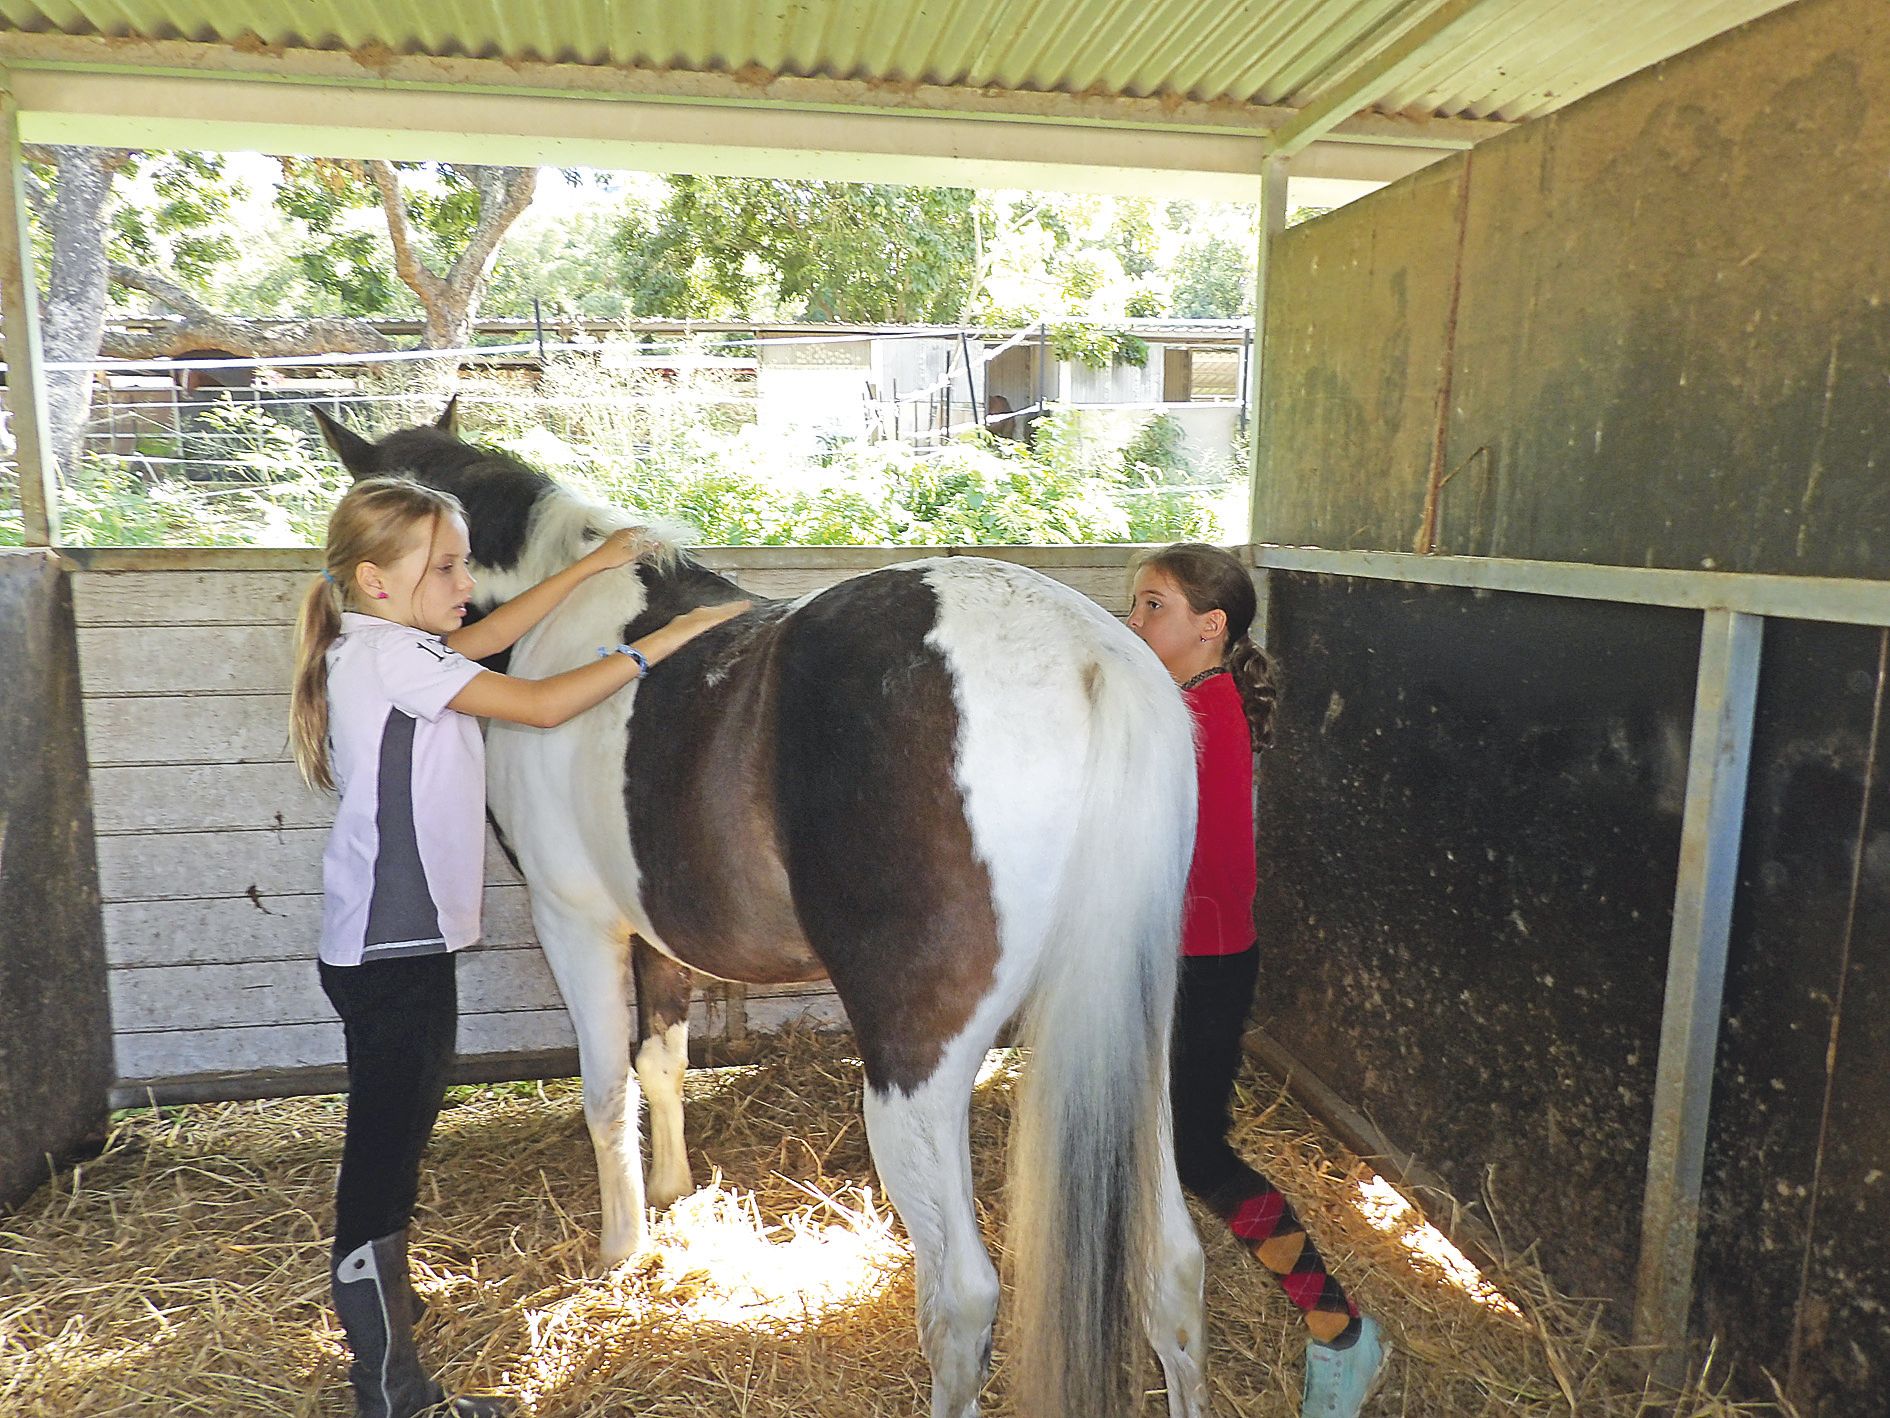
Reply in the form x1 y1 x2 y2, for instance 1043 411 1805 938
1181 670 1258 956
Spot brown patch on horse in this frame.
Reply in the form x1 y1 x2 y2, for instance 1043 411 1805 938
623 598 823 985
770 570 1002 1095
632 937 696 1041
620 566 1001 1092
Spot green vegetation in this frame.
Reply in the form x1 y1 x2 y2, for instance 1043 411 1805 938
3 156 1271 548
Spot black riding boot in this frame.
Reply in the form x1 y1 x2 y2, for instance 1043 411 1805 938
331 1231 514 1418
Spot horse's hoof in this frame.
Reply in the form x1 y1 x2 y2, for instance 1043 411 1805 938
646 1173 694 1211
599 1236 646 1270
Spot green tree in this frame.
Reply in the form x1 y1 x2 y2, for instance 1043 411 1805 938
618 177 978 322
483 204 630 320
26 150 541 475
1169 235 1253 319
1107 199 1159 278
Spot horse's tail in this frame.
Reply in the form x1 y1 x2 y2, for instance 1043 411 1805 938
1007 644 1197 1417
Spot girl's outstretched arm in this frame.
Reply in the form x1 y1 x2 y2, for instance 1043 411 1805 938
448 599 749 729
446 527 646 663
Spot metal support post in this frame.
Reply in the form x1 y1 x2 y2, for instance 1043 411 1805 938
0 74 57 545
1245 154 1289 546
1633 609 1763 1374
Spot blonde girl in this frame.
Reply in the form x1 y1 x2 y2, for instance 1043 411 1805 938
290 476 743 1418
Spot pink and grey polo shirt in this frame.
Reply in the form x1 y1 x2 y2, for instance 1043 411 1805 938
318 612 487 967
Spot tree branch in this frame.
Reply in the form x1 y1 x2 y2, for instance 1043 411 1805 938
365 159 447 311
109 261 214 321
443 165 538 300
99 298 396 361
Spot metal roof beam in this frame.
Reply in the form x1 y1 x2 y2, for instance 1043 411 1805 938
2 65 1459 197
1266 0 1516 158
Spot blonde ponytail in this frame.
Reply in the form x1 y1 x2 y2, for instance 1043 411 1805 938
290 576 345 790
289 475 467 792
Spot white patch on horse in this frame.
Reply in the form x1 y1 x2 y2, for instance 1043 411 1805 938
486 487 671 938
923 557 1128 993
863 1041 1002 1418
637 1019 694 1209
921 555 1209 1418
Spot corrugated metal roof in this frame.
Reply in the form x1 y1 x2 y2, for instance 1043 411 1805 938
0 0 1802 127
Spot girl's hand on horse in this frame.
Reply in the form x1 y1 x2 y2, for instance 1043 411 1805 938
583 528 649 572
447 599 751 729
660 600 752 648
635 599 752 664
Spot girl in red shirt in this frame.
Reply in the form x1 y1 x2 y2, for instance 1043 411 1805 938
1129 543 1388 1417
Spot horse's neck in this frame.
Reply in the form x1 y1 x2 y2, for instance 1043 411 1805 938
504 489 646 676
513 564 649 677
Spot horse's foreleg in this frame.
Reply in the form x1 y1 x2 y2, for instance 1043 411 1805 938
861 1049 1000 1418
533 899 645 1266
631 938 695 1210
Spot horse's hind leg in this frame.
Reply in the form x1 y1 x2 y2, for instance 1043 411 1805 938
532 896 645 1265
1143 1162 1210 1418
861 1042 1001 1418
631 938 695 1209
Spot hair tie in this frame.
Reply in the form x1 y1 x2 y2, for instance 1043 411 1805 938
321 568 338 586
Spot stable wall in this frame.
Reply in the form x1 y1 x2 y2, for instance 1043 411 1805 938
0 549 112 1209
1257 0 1890 576
1251 0 1889 1410
70 545 1139 1105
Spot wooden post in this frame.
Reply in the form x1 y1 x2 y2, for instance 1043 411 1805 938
0 75 57 546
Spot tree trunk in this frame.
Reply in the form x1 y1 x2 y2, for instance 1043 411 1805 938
40 148 129 476
369 162 537 385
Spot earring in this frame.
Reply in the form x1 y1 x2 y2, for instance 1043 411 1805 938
374 591 389 600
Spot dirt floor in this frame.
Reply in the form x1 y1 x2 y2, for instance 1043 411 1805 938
0 1030 1786 1416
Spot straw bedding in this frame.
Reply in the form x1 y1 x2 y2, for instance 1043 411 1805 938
2 1029 1789 1416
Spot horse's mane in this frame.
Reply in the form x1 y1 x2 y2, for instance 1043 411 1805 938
531 477 695 575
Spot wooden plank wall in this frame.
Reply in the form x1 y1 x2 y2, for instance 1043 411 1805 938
72 545 1141 1103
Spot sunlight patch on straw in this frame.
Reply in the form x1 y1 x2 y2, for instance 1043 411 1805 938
634 1178 903 1328
1353 1174 1522 1320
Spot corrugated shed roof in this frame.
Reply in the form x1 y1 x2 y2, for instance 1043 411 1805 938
0 0 1802 126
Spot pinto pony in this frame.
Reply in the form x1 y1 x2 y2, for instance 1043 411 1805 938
315 405 1210 1418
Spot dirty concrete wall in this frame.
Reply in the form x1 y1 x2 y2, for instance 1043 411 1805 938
1693 619 1890 1411
1256 579 1890 1412
1253 575 1699 1308
1257 0 1890 574
0 550 112 1209
1251 0 1890 1409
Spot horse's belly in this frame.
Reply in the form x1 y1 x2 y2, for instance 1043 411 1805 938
487 705 645 927
625 808 826 984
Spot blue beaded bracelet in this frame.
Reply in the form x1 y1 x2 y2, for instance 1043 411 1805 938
597 643 651 675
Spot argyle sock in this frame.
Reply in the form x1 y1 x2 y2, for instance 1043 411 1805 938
1215 1177 1361 1349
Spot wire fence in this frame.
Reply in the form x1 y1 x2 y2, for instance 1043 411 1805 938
3 326 1254 547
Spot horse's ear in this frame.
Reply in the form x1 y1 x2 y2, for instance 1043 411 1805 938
312 408 376 479
436 395 461 438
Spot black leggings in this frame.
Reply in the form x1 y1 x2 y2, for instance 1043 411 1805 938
319 953 459 1255
1171 943 1264 1203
